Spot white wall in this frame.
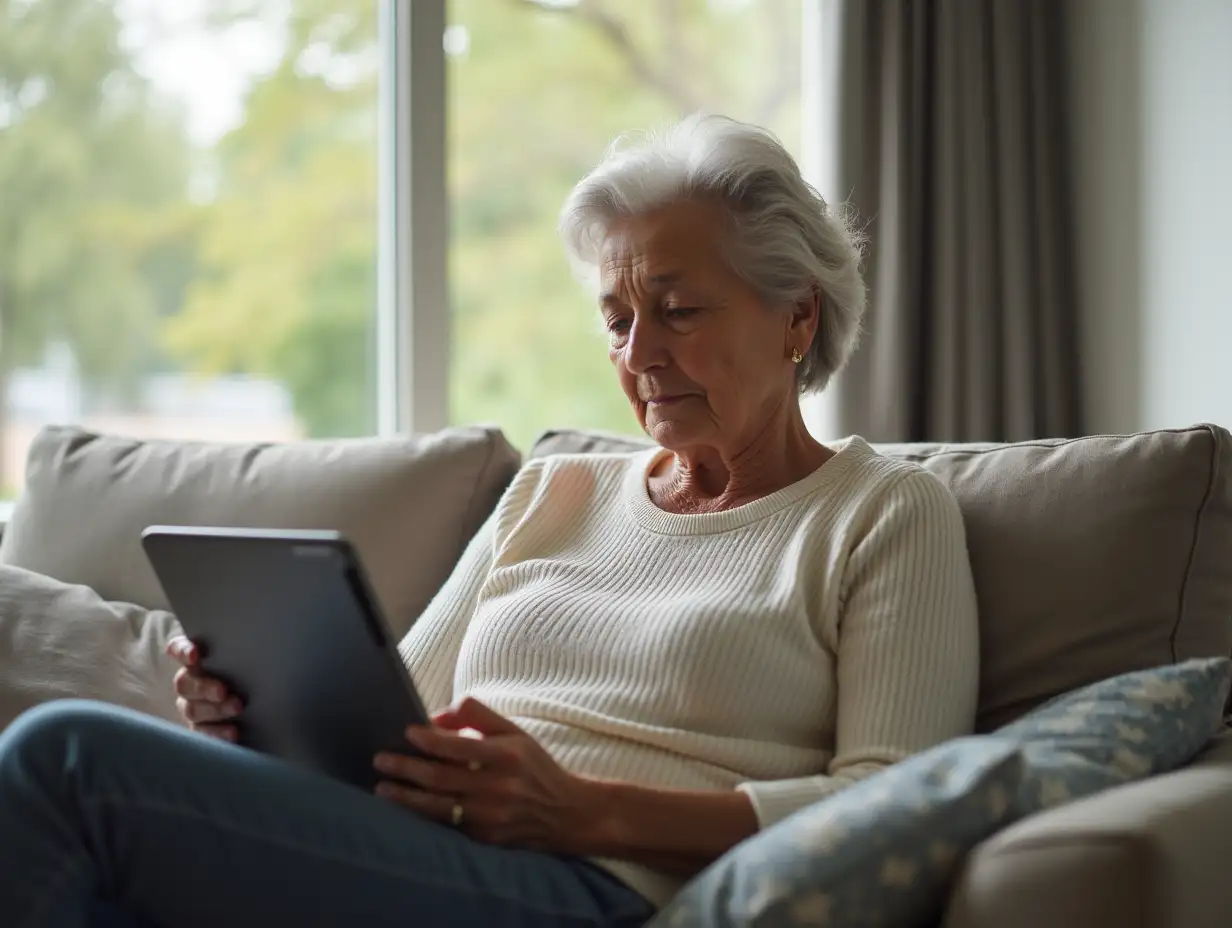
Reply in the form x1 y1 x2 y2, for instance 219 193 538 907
1070 0 1232 433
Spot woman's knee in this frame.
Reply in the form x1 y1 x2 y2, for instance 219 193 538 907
0 700 145 781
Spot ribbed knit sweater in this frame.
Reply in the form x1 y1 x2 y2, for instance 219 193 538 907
398 436 980 907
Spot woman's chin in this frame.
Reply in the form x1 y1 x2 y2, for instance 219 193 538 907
645 414 711 450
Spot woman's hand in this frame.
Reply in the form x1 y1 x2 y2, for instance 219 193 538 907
372 697 602 854
167 636 243 742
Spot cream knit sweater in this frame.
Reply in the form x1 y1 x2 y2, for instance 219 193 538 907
399 436 980 907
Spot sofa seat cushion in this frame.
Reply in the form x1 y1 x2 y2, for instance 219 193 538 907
944 727 1232 928
0 425 520 639
530 425 1232 731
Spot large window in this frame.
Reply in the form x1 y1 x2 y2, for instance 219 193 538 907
447 0 805 451
0 0 382 495
1 0 809 497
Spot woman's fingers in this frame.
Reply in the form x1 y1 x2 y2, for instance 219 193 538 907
375 781 440 815
166 636 198 667
433 697 523 736
168 637 243 732
176 695 243 724
403 725 510 769
374 783 521 844
375 782 460 824
372 752 492 794
173 666 228 702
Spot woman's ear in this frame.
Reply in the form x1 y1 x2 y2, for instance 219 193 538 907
789 289 821 346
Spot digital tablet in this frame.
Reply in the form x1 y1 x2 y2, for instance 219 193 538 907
141 526 430 792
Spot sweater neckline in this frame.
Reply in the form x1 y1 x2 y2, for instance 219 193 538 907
622 436 872 536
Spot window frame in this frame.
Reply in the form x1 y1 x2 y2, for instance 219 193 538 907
380 0 448 436
387 0 834 440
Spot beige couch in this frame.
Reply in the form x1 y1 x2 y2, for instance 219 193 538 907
2 422 1230 928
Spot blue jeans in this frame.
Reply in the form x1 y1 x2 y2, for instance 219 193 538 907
0 700 656 928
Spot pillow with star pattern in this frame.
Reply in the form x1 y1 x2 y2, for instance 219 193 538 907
649 658 1230 928
997 656 1230 814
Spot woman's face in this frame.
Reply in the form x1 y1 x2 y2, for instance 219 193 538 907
599 199 813 453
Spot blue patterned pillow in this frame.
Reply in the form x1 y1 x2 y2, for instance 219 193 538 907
649 738 1024 927
998 656 1231 814
651 658 1230 928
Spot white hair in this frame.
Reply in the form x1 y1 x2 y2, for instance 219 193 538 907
559 113 866 393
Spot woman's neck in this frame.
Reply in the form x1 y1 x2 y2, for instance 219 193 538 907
648 407 834 514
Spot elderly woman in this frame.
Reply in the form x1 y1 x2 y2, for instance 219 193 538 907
0 115 978 927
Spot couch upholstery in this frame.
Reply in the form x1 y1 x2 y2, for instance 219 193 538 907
0 425 520 639
1 421 1230 927
944 728 1232 928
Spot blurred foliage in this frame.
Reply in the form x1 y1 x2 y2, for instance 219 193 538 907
447 0 802 450
164 0 380 437
0 0 193 424
6 0 801 450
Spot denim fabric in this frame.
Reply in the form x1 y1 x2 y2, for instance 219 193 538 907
0 700 654 928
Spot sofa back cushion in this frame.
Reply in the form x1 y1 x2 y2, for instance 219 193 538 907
0 425 520 639
530 425 1232 731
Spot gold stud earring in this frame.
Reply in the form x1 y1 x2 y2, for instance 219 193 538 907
791 348 803 364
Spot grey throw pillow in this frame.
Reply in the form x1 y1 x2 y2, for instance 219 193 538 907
0 564 183 731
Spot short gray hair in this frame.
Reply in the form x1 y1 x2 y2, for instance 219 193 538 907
559 114 866 393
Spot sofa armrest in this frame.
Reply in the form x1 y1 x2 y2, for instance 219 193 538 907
944 729 1232 928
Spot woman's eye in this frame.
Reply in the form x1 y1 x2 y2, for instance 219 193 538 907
666 306 700 320
607 318 631 335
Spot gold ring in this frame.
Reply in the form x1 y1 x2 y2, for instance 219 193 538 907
451 802 464 828
467 760 482 773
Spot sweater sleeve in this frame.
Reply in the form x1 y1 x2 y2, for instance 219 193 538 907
737 470 980 828
397 459 547 714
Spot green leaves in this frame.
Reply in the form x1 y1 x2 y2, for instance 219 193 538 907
0 0 189 383
3 0 802 449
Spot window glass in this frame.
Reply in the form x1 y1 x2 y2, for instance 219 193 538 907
0 0 381 495
447 0 804 451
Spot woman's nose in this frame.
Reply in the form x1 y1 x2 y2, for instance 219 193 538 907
624 318 667 374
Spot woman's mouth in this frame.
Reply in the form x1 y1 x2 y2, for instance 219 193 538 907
646 394 695 406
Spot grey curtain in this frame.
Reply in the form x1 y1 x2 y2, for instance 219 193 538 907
827 0 1082 443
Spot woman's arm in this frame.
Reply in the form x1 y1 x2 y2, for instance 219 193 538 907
397 515 496 712
399 460 547 712
739 470 980 827
576 779 759 876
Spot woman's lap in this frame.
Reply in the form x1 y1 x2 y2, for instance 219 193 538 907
0 700 653 928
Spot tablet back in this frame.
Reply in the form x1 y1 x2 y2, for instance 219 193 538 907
142 526 428 791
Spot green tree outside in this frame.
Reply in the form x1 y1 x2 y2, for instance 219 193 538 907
164 0 381 438
4 0 802 462
0 0 193 466
165 0 801 451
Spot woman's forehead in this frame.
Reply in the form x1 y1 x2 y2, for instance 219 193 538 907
601 208 725 280
598 252 706 299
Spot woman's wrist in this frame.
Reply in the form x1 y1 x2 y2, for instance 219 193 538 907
562 775 624 857
565 775 760 872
